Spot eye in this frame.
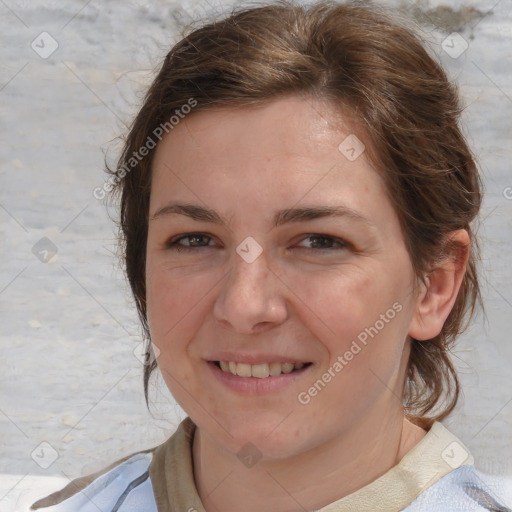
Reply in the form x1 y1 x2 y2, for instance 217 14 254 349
294 234 348 251
165 233 216 251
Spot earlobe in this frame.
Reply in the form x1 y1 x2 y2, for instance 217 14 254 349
408 230 470 341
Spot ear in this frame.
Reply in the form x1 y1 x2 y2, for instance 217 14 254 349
408 229 470 341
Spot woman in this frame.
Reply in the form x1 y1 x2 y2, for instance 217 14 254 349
31 1 510 510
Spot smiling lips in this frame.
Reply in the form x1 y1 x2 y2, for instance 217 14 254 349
215 361 308 378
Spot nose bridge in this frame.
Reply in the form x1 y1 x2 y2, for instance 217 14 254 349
227 246 271 301
213 243 287 332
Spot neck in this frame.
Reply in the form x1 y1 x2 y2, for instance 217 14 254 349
192 408 427 512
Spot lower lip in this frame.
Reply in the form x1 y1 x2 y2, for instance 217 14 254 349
207 361 312 395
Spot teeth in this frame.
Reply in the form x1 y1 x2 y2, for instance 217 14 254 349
236 363 252 377
217 361 307 378
269 362 282 376
251 363 270 378
281 363 294 374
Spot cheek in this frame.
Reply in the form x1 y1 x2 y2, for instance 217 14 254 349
292 264 412 409
145 259 229 403
283 262 412 395
145 263 219 407
146 259 222 340
282 265 399 344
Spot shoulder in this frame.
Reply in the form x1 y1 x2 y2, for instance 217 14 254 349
30 450 157 512
403 465 511 511
29 417 198 512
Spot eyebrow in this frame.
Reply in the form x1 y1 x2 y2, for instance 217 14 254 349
150 202 373 228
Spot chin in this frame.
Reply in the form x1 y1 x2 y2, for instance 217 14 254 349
195 408 304 457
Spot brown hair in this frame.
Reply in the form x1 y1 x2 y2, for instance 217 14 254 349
108 0 482 428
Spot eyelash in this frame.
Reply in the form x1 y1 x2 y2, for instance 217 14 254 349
165 232 348 253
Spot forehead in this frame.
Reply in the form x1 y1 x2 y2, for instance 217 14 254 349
149 95 391 222
160 96 356 161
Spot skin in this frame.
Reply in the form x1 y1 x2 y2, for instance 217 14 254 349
145 95 469 511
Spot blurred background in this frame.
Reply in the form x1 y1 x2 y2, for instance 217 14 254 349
1 0 511 509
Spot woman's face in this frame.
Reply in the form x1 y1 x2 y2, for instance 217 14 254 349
146 96 420 459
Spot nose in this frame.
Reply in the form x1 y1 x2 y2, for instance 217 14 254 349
213 249 288 334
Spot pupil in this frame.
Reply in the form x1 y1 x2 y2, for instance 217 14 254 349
311 236 331 248
190 235 206 245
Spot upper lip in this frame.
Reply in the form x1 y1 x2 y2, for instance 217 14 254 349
206 352 310 365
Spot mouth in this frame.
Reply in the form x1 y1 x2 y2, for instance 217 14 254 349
211 360 312 378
